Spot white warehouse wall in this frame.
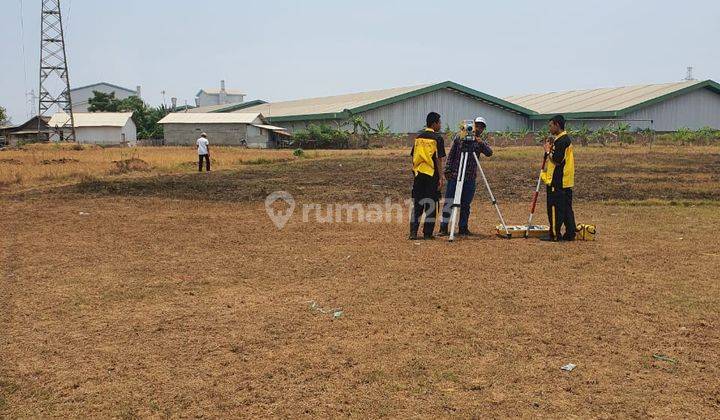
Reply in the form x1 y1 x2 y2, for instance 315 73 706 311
358 88 529 133
271 89 528 134
76 119 137 145
71 84 137 113
626 88 720 131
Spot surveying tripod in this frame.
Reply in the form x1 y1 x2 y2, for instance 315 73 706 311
448 129 512 241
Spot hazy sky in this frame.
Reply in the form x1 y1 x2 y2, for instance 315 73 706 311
1 0 718 122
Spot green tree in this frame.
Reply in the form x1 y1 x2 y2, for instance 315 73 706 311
86 91 168 139
0 105 10 125
139 105 169 139
294 124 350 149
87 91 121 112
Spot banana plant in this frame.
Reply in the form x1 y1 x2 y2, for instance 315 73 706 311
673 127 694 145
535 127 551 144
696 126 717 145
594 126 615 146
616 123 632 146
349 116 371 136
444 123 457 140
371 120 391 136
571 123 590 147
636 127 655 147
516 127 531 146
499 129 514 146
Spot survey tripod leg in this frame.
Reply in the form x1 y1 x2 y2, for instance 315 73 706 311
448 152 469 242
472 152 511 239
448 151 511 241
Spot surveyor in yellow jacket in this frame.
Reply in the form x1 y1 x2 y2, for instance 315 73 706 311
541 115 576 241
409 112 446 240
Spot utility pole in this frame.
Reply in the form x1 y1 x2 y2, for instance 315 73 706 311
38 0 76 142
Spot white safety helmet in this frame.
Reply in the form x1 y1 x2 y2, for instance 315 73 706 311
474 117 487 127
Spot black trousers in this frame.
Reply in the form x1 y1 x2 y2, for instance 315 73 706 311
547 186 576 240
198 154 210 172
410 173 439 237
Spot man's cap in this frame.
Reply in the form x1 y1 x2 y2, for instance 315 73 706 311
201 132 207 137
474 117 487 126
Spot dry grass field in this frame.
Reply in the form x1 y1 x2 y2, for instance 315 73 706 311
0 143 401 193
1 144 719 417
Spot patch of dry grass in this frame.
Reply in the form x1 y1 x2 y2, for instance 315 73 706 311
0 144 404 192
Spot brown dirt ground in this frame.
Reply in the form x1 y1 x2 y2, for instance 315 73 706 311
1 146 719 418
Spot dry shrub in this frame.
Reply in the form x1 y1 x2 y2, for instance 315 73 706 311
239 157 294 165
40 158 80 165
110 158 151 174
0 158 22 165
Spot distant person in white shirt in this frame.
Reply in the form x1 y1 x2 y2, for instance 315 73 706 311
196 133 210 172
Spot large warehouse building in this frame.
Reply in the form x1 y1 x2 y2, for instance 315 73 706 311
506 79 720 132
179 79 720 137
189 82 534 133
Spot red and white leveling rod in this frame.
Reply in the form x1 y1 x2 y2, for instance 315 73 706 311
524 152 549 239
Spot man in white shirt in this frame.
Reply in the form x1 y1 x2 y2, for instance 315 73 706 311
196 133 210 172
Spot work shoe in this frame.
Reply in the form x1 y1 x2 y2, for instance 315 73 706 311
562 235 576 242
437 227 449 237
423 234 435 240
458 229 475 237
539 235 559 242
409 224 420 240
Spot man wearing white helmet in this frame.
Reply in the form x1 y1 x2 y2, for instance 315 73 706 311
438 117 493 236
196 132 210 172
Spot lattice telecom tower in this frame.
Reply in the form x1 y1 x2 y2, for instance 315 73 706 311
38 0 76 142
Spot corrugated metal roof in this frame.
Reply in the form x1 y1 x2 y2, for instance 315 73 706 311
49 112 133 127
187 100 268 114
158 113 264 124
252 124 289 132
187 102 246 113
236 84 433 118
505 80 702 114
70 82 136 93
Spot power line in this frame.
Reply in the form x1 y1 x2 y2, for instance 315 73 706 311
64 0 72 36
18 0 28 96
